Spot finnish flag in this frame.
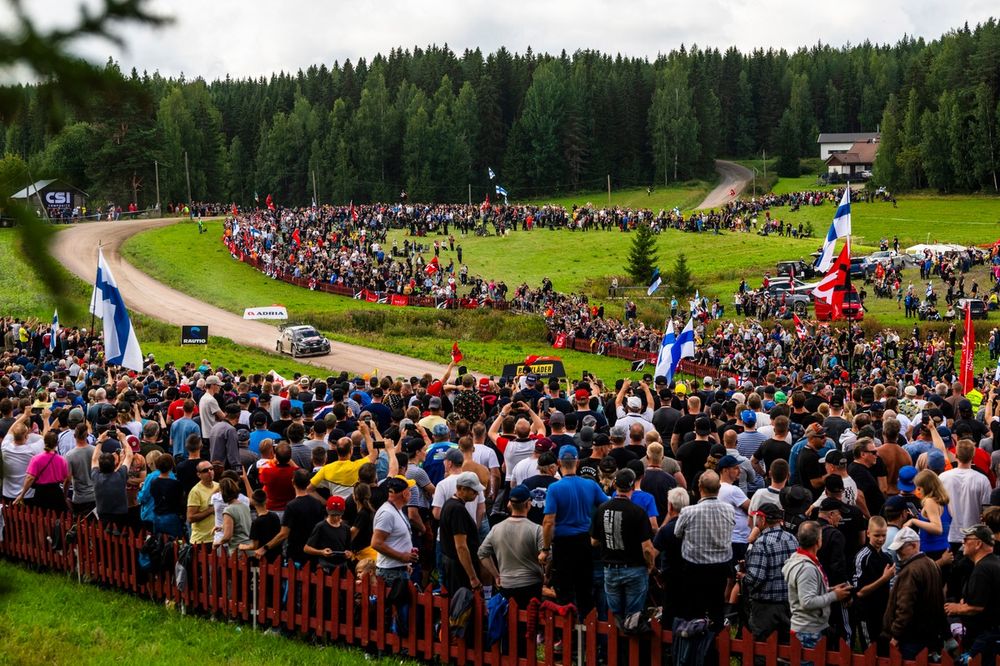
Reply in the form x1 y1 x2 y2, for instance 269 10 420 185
815 187 852 272
49 309 59 353
654 317 695 384
495 185 508 197
90 248 144 371
488 167 496 180
647 268 662 296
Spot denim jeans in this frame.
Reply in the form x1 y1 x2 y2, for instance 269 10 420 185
603 565 648 618
795 631 821 666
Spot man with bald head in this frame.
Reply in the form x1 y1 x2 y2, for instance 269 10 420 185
674 469 735 629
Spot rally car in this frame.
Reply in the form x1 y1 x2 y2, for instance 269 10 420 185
276 324 332 357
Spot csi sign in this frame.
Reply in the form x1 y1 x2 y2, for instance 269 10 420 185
181 325 208 345
43 191 73 207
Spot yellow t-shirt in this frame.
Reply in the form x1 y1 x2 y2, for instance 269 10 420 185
311 458 369 491
187 481 219 544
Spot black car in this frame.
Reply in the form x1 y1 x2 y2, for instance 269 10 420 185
958 299 988 320
776 260 818 280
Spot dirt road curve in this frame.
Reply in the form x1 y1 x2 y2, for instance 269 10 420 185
697 160 753 209
52 218 449 378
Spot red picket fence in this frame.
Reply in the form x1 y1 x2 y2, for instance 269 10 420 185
0 506 982 665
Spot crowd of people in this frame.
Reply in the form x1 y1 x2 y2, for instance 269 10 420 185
3 314 1000 664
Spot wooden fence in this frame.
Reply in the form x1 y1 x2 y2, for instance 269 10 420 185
0 498 982 664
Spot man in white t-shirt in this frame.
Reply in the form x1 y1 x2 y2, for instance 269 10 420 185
716 455 751 560
198 376 224 439
1 419 45 502
432 448 486 527
940 440 992 547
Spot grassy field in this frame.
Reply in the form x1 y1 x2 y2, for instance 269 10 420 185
0 563 394 666
522 180 712 213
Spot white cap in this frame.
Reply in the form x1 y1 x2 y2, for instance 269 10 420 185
626 396 642 409
888 526 920 551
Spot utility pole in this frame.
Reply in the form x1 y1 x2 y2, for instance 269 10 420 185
673 88 679 183
762 148 767 182
184 151 192 203
468 183 471 206
311 169 318 206
607 174 611 206
154 159 161 215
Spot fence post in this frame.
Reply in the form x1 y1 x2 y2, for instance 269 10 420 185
251 562 259 631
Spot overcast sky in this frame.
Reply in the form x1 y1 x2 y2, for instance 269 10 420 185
5 0 997 82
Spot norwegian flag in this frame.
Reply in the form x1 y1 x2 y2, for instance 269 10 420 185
793 313 808 341
425 256 440 275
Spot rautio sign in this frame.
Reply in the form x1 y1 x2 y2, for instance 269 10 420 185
43 191 73 207
243 306 288 320
181 325 208 345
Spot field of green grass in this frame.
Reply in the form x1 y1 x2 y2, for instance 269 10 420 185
0 563 392 666
522 181 712 213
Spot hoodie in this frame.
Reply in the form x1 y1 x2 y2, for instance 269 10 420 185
782 550 837 634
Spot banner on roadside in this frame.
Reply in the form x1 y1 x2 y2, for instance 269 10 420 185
243 306 288 320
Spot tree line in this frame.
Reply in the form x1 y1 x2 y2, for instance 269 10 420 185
1 19 999 207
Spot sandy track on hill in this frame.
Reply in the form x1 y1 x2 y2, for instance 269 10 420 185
52 218 449 378
697 160 753 209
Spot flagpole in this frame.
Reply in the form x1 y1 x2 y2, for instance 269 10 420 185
90 241 101 336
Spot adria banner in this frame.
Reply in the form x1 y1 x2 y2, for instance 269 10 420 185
243 306 288 320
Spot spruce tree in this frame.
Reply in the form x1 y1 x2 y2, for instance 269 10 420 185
626 223 659 284
672 252 694 297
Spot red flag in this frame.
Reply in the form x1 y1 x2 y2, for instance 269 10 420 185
960 302 975 392
553 333 567 349
231 203 238 216
425 256 440 275
349 201 358 222
793 313 808 341
266 194 275 211
292 228 301 246
451 343 463 363
812 244 851 307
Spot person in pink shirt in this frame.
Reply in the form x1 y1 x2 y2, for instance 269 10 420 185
14 430 70 512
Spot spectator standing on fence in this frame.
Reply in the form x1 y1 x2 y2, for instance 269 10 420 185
782 520 853 652
673 470 734 630
540 445 608 616
591 468 655 621
187 459 218 544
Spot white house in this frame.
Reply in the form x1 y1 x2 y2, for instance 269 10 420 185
816 132 880 160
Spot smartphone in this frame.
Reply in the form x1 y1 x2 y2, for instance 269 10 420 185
31 407 41 415
373 440 385 450
458 365 468 376
582 370 589 381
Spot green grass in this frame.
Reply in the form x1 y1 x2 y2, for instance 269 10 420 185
522 181 712 213
769 175 836 195
0 562 395 665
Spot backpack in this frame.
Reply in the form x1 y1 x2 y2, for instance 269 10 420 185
672 617 714 666
486 593 509 648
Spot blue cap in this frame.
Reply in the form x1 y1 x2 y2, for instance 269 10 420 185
431 423 450 436
509 485 531 502
558 445 578 460
716 454 740 470
740 409 757 426
927 450 946 473
897 465 918 492
802 373 815 384
937 425 952 440
763 400 776 410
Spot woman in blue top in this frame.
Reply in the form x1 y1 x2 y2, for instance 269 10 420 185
906 469 952 559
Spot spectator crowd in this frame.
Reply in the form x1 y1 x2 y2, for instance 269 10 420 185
3 314 1000 664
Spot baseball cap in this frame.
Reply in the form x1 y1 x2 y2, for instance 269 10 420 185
609 424 627 439
897 465 918 492
780 485 813 515
402 437 424 455
802 373 815 384
574 388 591 401
703 376 714 386
558 445 578 460
716 455 740 470
525 373 539 384
674 383 687 395
888 526 920 551
509 485 531 503
904 385 917 397
818 497 845 513
821 450 847 466
478 377 491 391
428 396 442 409
431 422 450 436
455 471 485 493
67 407 85 424
927 449 946 473
626 396 641 410
961 524 996 547
807 424 827 438
549 411 565 426
752 503 784 520
325 495 346 514
613 469 636 491
577 426 595 445
279 399 292 412
385 475 416 493
534 437 554 453
205 375 221 386
740 409 757 427
443 448 464 465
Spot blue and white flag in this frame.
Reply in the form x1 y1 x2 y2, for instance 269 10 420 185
49 309 59 353
815 187 852 272
647 268 662 296
495 184 508 197
488 167 496 180
654 317 696 384
91 248 144 371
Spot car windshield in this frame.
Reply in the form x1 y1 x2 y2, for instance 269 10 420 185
293 328 319 338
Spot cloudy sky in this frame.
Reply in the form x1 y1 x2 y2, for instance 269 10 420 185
6 0 998 81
